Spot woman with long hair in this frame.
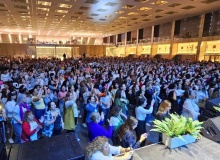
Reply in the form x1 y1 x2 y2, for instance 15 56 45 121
118 116 148 149
156 100 171 121
156 100 171 142
109 105 127 145
86 136 132 160
167 90 179 114
114 83 129 114
42 101 63 137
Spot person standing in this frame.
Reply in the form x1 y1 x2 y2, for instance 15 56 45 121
63 53 66 61
135 97 155 147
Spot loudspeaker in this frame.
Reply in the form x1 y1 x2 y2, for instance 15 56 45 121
201 116 220 142
205 98 220 112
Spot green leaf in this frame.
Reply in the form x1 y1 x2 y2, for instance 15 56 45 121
151 114 202 139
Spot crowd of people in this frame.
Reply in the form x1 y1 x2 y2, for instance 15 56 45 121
0 56 220 159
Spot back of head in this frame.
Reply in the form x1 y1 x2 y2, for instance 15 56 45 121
90 112 100 122
157 100 171 114
110 105 121 117
117 116 138 140
137 97 146 106
86 136 108 159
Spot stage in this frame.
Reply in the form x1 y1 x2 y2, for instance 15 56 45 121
131 137 220 160
6 133 85 160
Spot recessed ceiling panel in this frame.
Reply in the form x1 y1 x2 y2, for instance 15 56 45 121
79 6 90 10
0 3 6 7
134 0 148 2
97 8 107 12
12 0 29 3
155 9 163 13
201 0 219 4
181 6 195 10
14 5 29 9
91 13 99 16
168 3 181 7
0 9 9 12
166 11 177 14
105 2 118 6
84 0 99 4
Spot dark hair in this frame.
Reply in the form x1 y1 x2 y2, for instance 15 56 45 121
115 89 122 99
23 111 33 122
87 95 97 104
137 97 146 106
110 105 122 117
65 91 71 100
7 90 17 101
184 89 193 98
47 101 57 111
117 116 138 141
167 90 175 100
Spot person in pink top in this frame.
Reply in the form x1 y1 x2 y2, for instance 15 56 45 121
58 85 67 117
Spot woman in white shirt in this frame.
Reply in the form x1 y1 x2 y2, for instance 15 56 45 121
182 90 200 120
135 97 155 147
86 136 132 160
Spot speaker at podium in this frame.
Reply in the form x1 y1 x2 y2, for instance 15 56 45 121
201 116 220 142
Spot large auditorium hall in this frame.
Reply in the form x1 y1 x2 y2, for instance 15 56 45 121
0 0 220 160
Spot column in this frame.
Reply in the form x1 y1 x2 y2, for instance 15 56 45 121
196 14 205 61
170 21 175 59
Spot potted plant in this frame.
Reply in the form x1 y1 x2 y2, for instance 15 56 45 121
151 114 203 148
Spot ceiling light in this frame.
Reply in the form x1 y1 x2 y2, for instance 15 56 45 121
138 7 151 11
123 5 135 9
58 4 72 8
37 7 50 12
151 0 167 5
114 10 124 14
47 31 51 35
56 10 68 13
128 12 139 15
38 1 52 6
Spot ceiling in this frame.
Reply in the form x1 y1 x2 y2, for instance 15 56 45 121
0 0 220 37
